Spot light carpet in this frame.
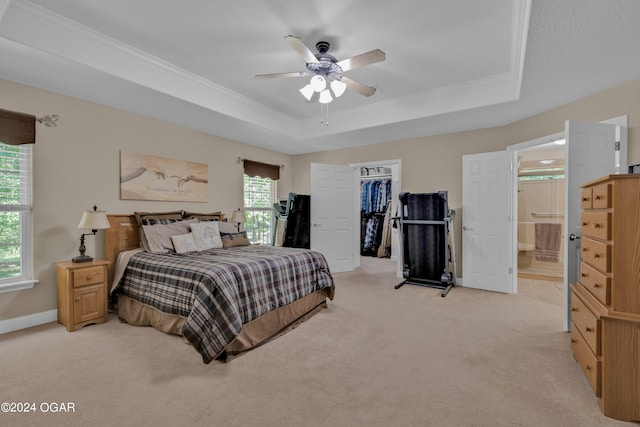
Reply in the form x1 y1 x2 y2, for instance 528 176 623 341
0 258 633 426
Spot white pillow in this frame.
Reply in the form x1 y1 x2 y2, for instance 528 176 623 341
190 221 223 250
171 233 199 254
141 219 198 253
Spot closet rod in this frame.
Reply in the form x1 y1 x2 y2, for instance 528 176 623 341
360 175 392 180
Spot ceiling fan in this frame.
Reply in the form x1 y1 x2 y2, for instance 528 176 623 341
255 35 385 103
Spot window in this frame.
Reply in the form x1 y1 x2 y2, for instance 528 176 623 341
518 159 565 181
0 142 35 292
243 175 276 244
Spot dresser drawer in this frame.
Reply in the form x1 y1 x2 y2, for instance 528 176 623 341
579 261 611 306
71 266 105 288
571 291 601 355
591 183 612 209
581 237 611 273
570 323 601 397
581 211 611 240
580 187 593 209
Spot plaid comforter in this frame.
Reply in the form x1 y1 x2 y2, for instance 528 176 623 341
115 245 335 363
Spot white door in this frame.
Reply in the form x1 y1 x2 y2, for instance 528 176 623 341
563 120 627 330
310 163 355 273
462 151 512 293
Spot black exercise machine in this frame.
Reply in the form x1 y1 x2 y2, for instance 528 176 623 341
394 191 457 297
272 193 310 248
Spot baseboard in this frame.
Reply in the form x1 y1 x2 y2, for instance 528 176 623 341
0 309 57 335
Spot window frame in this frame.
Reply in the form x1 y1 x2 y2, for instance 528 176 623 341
0 143 37 293
243 174 277 244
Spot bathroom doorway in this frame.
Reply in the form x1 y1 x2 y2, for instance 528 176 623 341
513 137 565 305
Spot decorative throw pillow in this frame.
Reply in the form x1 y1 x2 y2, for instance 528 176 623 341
217 220 238 234
220 231 251 248
183 211 224 221
171 233 198 254
134 210 183 226
141 219 198 253
190 221 223 251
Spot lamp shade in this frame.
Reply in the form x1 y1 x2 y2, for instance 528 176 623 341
318 89 333 104
77 210 110 230
231 210 245 224
310 75 326 92
330 79 347 97
299 84 315 101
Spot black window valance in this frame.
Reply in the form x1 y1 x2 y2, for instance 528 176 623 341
243 159 280 180
0 108 36 145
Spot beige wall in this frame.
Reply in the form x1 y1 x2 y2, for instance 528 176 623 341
292 79 640 277
0 78 294 321
2 76 639 324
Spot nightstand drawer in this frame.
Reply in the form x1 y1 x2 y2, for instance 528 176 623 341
571 323 601 396
579 261 611 306
72 266 105 287
581 237 610 273
571 291 600 355
581 211 611 240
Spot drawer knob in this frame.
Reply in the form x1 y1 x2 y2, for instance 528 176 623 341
582 198 588 202
86 274 94 280
582 222 588 227
75 296 81 302
581 273 587 278
582 247 589 252
594 224 601 229
594 254 600 259
571 307 578 312
594 284 600 289
585 327 593 333
586 365 592 372
595 196 601 200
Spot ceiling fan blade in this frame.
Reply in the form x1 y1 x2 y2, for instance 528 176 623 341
337 49 386 72
284 35 319 64
255 71 307 79
342 76 376 97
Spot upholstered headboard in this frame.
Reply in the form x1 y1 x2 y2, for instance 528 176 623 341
105 214 140 285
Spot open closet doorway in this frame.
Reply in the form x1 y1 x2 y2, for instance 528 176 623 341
512 135 566 307
350 160 402 276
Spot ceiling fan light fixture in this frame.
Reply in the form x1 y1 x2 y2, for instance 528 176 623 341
330 79 347 98
310 75 326 92
299 84 315 101
318 89 333 104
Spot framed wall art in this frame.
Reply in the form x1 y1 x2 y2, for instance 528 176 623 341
120 150 208 202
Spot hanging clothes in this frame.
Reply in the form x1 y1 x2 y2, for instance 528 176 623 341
360 177 392 257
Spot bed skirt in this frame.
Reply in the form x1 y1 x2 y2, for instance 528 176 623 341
116 288 331 361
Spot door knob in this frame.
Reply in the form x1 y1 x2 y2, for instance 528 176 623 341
569 233 581 241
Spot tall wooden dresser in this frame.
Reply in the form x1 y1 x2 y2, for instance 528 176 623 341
570 174 640 421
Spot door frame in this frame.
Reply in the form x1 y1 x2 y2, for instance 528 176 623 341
507 115 628 331
507 131 565 295
349 159 402 275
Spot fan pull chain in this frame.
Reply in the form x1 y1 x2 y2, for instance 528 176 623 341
320 103 329 126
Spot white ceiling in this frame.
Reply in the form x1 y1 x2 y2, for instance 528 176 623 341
1 0 640 155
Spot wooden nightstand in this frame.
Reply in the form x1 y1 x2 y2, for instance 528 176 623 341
55 259 110 332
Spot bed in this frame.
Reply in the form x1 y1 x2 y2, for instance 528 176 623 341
105 213 335 363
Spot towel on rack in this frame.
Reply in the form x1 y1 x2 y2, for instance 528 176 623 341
535 223 562 263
